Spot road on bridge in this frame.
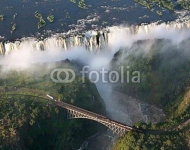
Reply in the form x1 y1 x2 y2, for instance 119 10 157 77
46 94 141 136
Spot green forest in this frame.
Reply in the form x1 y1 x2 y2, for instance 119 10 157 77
112 39 190 149
133 0 190 16
0 61 105 150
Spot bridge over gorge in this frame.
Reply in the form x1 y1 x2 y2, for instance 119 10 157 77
47 95 140 136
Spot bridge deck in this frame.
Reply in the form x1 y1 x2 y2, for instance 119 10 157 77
55 101 133 130
46 95 137 135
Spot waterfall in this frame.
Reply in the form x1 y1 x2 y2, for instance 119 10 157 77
0 31 109 55
0 20 190 56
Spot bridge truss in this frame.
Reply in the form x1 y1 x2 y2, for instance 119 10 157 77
67 109 131 136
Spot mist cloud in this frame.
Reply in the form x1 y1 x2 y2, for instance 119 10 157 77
1 22 190 71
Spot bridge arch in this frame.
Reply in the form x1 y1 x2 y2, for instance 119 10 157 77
66 108 132 136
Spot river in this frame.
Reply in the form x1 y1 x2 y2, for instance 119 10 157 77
0 0 177 40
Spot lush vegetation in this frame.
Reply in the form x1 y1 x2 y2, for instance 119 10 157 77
112 39 190 111
78 0 87 9
113 127 189 150
47 15 54 23
0 61 105 149
134 0 190 15
113 110 190 149
70 0 88 9
34 11 46 29
34 12 56 28
177 0 190 10
112 39 190 149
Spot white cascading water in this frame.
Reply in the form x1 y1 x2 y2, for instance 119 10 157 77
1 20 190 56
